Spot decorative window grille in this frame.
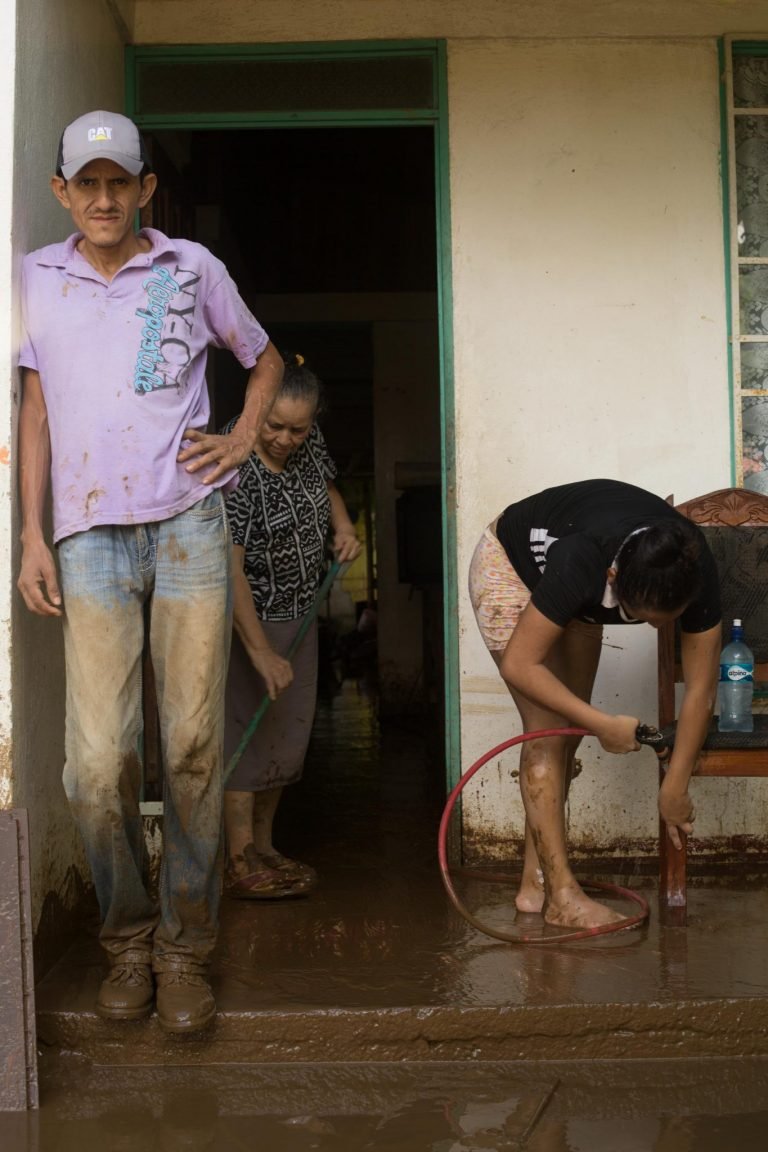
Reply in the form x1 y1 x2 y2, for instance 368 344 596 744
726 38 768 491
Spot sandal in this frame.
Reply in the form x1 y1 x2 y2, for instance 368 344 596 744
224 857 308 901
258 852 318 893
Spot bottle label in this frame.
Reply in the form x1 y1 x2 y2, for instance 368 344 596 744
720 663 754 683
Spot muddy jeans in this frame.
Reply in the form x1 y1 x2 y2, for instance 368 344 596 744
58 492 232 974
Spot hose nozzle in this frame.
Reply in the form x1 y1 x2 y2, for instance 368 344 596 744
635 723 669 753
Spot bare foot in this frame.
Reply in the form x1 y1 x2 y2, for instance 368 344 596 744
544 885 624 929
515 876 545 914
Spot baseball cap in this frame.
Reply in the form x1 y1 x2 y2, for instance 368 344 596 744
57 111 152 179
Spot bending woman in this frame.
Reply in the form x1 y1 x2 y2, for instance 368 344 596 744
222 354 361 899
469 479 722 929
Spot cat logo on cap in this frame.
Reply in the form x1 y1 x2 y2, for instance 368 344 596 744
87 126 113 142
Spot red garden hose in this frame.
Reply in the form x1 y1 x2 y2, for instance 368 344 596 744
438 727 651 945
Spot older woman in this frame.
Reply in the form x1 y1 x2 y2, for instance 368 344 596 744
222 354 361 899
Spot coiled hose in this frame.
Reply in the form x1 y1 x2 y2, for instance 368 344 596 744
438 726 663 945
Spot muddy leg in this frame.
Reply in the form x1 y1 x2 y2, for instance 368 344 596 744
514 772 579 914
223 787 282 879
517 730 623 928
150 494 231 973
251 786 283 855
223 791 256 880
491 650 544 913
514 820 545 913
501 622 622 929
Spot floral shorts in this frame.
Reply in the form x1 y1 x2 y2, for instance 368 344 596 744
468 522 532 652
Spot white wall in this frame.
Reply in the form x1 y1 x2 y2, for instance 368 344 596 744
11 0 127 949
449 38 741 855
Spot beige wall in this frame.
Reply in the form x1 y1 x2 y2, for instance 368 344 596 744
11 0 127 952
131 0 768 43
110 0 135 37
450 38 743 856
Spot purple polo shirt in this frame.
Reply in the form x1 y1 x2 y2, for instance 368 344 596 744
19 228 269 543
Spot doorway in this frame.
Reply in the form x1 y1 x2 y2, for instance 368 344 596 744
128 39 459 794
143 121 447 803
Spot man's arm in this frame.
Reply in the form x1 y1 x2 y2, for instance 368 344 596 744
178 340 283 485
17 369 62 616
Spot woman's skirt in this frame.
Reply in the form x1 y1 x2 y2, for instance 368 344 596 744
224 615 318 792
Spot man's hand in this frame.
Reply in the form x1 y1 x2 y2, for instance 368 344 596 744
250 647 293 701
18 540 62 617
592 713 641 755
178 424 256 486
179 342 283 485
659 778 695 850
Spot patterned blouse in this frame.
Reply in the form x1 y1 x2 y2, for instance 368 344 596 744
223 420 337 621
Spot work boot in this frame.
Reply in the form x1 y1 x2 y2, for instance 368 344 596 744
155 971 216 1034
96 962 154 1021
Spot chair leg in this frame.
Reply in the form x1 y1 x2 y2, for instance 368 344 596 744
659 815 687 926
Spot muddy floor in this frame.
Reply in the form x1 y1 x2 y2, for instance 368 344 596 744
4 1054 768 1150
13 681 768 1148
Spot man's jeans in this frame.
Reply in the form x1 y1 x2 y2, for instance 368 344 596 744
58 492 232 973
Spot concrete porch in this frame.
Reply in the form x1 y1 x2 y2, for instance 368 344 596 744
0 684 763 1148
33 683 768 1067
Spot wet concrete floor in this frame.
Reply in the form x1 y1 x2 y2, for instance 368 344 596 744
12 681 768 1147
5 1054 768 1150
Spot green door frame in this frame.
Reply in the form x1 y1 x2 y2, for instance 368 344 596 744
125 39 461 791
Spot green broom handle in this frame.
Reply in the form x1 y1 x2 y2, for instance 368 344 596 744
223 559 344 785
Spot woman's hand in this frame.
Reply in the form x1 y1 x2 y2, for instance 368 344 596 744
592 713 641 754
249 646 294 701
333 528 361 564
658 778 695 850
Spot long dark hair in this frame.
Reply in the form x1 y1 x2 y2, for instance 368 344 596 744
613 519 703 614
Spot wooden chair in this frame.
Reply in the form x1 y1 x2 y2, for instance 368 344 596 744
657 487 768 924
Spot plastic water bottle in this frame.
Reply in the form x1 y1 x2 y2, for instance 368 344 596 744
718 619 754 732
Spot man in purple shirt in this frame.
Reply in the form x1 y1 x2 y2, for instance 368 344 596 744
17 110 283 1033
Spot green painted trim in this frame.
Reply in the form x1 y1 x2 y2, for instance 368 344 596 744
133 111 437 129
125 38 461 802
433 41 460 795
731 40 768 56
719 38 736 487
129 39 439 60
125 45 137 115
126 46 139 230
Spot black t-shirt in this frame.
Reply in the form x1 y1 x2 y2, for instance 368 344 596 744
495 479 721 631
